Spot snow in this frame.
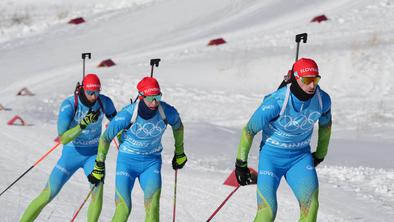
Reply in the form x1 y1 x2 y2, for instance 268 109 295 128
1 0 394 221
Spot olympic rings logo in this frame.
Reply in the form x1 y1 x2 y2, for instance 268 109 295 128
131 120 166 139
278 111 320 131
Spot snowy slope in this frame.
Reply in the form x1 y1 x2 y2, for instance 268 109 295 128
1 0 394 221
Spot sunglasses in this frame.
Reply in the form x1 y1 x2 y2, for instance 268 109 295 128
300 76 321 85
144 94 162 102
85 90 100 96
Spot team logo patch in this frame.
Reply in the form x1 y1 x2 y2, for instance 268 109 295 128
131 120 166 139
278 112 320 131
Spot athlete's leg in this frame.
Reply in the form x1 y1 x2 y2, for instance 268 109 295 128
254 152 283 222
111 161 136 222
285 153 319 222
20 149 80 222
83 155 103 222
19 183 53 222
139 158 162 222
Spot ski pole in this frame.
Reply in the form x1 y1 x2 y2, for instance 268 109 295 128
82 53 91 80
70 186 95 222
206 185 240 222
278 33 308 89
150 58 161 77
295 33 307 61
104 124 120 150
0 142 61 197
172 169 178 222
113 139 119 150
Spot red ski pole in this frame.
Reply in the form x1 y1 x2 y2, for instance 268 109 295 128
206 186 240 222
105 124 119 150
0 142 61 197
172 169 178 222
113 138 119 150
206 167 257 221
70 186 95 222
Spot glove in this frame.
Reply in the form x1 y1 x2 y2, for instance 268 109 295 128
172 153 187 170
312 152 324 167
88 160 105 185
80 109 100 129
235 159 254 186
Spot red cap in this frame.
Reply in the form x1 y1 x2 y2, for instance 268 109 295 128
293 58 319 79
137 77 161 97
83 74 101 91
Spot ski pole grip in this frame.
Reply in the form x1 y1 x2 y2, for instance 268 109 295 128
150 58 161 77
82 53 92 60
150 58 161 67
295 33 308 43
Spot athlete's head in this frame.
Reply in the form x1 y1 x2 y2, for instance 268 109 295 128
82 73 101 103
292 58 320 95
137 76 161 110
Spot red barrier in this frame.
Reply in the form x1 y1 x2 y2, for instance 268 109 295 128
17 87 34 96
223 168 257 187
311 15 328 23
208 38 226 46
97 59 116 68
68 17 85 25
7 115 26 126
0 104 10 111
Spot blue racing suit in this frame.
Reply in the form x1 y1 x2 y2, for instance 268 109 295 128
20 94 116 222
52 94 116 195
99 100 182 221
237 85 332 222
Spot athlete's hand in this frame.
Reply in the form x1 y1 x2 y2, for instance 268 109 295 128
312 152 324 167
172 152 187 170
235 159 254 186
80 109 100 129
88 161 105 185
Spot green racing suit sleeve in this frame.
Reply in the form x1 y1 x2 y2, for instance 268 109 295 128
314 121 332 159
96 136 111 162
96 104 134 161
236 94 280 163
236 126 255 162
59 125 82 144
172 122 184 155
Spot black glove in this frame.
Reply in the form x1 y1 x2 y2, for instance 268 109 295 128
80 109 100 129
87 161 105 185
172 153 188 170
235 159 254 186
312 152 324 167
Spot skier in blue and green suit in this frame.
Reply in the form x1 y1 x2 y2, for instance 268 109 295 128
87 76 187 222
20 74 117 222
234 58 332 222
